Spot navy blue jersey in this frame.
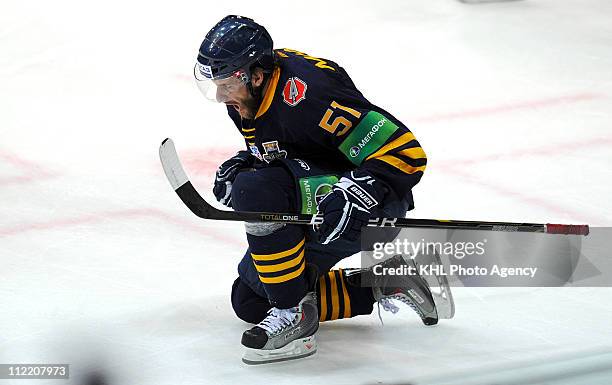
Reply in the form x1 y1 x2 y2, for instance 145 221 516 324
227 49 427 206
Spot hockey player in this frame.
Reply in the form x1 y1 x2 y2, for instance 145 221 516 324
194 15 454 364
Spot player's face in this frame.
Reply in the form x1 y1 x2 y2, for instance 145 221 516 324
213 69 265 120
194 64 266 120
214 76 259 119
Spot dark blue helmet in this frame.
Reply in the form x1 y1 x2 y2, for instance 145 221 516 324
196 15 274 81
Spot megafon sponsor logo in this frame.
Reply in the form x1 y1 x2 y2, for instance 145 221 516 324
302 179 314 213
350 117 388 157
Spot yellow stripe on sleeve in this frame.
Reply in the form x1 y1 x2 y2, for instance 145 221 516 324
251 239 305 261
365 132 416 161
376 155 427 174
258 260 305 284
398 147 426 160
253 249 304 273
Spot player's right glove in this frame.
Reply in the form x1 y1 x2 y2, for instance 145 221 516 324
316 171 382 245
213 150 255 208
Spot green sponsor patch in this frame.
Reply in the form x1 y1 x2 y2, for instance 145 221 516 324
299 175 338 214
338 111 399 165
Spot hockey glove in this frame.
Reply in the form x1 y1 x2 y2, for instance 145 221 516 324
317 171 382 245
213 150 255 208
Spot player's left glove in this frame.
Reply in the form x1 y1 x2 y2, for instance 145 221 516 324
316 171 382 245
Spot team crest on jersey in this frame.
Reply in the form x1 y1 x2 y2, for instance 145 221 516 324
261 141 288 163
282 77 307 107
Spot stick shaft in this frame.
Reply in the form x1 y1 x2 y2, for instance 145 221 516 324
161 138 589 236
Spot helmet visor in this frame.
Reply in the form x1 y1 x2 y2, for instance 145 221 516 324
194 62 248 103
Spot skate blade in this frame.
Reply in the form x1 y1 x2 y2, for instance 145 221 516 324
242 335 317 365
411 252 456 319
431 252 455 319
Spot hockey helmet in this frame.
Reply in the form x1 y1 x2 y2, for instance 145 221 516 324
194 15 274 102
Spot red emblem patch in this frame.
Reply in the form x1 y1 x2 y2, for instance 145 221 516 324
282 77 307 107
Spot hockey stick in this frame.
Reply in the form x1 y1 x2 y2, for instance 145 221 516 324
159 138 589 236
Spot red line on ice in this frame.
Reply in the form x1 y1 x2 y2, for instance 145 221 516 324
0 176 44 185
434 136 612 225
0 152 43 169
0 208 243 245
413 93 603 123
436 136 612 168
0 151 57 186
168 92 605 175
439 166 606 225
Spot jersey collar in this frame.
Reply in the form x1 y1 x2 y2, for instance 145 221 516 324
254 66 281 120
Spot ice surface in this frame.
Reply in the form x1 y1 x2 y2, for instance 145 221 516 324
1 0 612 384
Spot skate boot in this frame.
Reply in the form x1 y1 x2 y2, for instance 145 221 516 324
241 265 319 365
372 254 439 325
348 254 454 326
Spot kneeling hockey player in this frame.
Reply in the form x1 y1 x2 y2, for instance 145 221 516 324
194 15 454 364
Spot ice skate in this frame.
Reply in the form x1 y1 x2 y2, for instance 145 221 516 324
241 291 319 364
241 264 319 364
351 253 454 326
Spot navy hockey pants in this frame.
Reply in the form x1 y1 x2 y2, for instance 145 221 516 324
229 165 406 323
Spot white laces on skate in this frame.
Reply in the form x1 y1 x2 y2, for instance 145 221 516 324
257 307 299 335
379 297 400 314
376 295 426 325
376 297 399 325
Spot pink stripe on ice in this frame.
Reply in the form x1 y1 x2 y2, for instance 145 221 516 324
0 151 57 186
414 93 603 123
0 208 243 245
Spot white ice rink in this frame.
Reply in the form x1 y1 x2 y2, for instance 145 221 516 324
2 0 612 384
